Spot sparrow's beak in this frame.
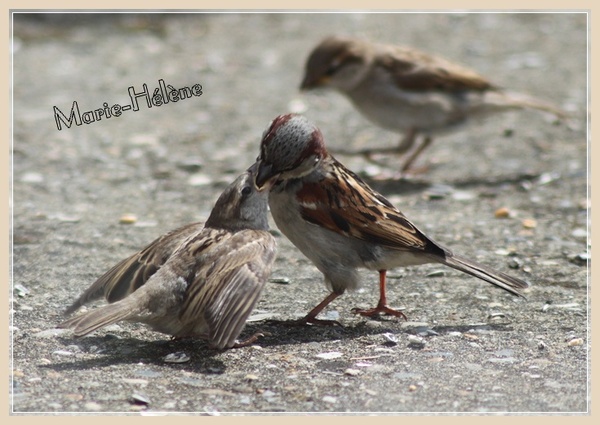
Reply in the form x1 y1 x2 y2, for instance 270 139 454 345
248 161 278 191
300 73 328 90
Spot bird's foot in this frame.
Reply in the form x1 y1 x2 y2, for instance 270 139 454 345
232 331 271 348
351 305 407 320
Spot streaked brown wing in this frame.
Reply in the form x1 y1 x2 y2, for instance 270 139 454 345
65 222 204 314
179 230 276 349
297 160 446 257
379 46 493 92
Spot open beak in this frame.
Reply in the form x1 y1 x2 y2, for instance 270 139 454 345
248 161 279 192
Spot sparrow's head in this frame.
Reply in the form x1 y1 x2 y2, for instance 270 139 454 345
251 114 328 189
300 36 371 93
205 171 270 232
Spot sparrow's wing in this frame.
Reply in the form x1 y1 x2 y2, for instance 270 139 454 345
296 160 447 257
64 222 204 315
378 46 494 92
179 230 277 349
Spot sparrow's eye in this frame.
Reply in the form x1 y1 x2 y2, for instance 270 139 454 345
241 186 252 196
325 57 344 76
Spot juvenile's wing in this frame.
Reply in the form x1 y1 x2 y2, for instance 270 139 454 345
64 222 204 315
179 230 277 349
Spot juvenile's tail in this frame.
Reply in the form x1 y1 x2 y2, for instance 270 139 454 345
58 300 137 337
441 253 529 297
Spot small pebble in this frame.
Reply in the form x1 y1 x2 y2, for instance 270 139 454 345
569 252 589 265
522 218 537 229
537 172 560 185
571 228 587 240
507 258 522 269
187 173 212 186
21 172 44 183
176 158 203 172
14 284 29 297
382 333 398 346
316 351 343 360
247 312 277 322
426 269 445 277
423 184 454 200
269 277 290 284
119 214 137 224
408 385 417 392
245 374 259 381
131 393 151 406
487 311 507 320
344 368 360 376
364 321 384 329
53 213 81 223
288 98 308 114
400 321 430 329
52 350 74 357
163 352 190 363
416 327 439 337
407 335 426 349
322 396 337 404
452 190 476 201
567 338 584 347
494 207 512 218
84 402 103 411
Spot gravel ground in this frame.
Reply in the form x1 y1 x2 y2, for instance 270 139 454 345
11 12 588 414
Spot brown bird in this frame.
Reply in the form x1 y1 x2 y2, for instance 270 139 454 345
250 114 529 325
300 35 567 173
59 171 278 349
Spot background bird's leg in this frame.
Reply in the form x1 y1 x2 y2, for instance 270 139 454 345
400 135 433 174
396 127 418 154
351 270 407 319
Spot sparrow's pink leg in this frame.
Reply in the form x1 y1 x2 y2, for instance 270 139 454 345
295 292 343 326
351 270 407 319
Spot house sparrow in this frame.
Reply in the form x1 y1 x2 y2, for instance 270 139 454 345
250 114 528 325
300 35 567 173
59 171 278 350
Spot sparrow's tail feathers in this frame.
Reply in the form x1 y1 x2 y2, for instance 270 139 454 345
442 254 529 297
58 301 136 337
483 90 569 119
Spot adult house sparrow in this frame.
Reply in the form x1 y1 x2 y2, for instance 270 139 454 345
250 114 528 325
59 171 278 350
300 35 567 173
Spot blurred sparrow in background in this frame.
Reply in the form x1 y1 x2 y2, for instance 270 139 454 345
301 36 567 173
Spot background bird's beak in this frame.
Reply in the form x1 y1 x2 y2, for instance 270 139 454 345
300 74 328 90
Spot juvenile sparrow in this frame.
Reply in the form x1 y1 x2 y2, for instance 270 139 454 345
59 171 277 350
300 35 567 173
250 114 528 325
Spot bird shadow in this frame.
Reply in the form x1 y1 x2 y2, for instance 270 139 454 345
47 334 226 374
45 318 516 372
362 171 542 195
